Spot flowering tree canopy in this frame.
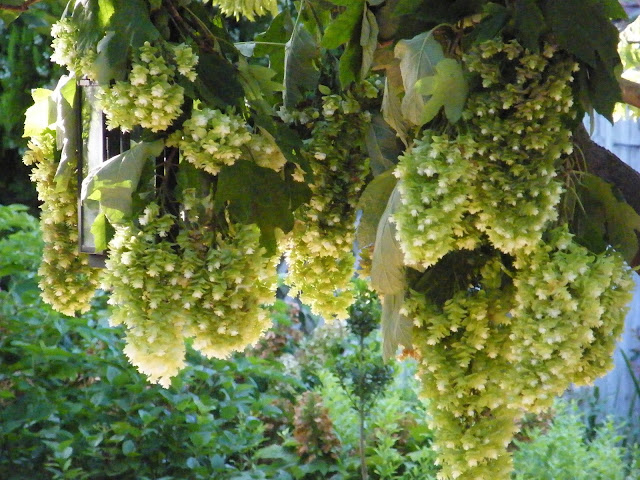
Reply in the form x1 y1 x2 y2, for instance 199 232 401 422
5 0 640 479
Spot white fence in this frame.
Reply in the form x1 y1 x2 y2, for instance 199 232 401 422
572 114 640 424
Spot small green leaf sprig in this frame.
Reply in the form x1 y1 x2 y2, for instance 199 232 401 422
98 41 198 133
102 202 277 388
204 0 278 22
23 131 100 316
167 108 287 175
286 81 378 320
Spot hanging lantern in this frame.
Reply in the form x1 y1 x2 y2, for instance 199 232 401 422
76 78 131 268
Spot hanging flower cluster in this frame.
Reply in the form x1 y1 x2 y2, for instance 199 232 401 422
167 108 287 175
23 132 100 316
394 40 577 270
205 0 278 22
98 41 198 133
396 38 635 480
286 80 379 320
50 18 98 79
102 201 277 388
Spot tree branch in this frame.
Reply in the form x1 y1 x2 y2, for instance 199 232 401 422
0 0 42 12
620 78 640 109
575 124 640 267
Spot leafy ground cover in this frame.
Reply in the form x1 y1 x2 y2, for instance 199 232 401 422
0 204 638 480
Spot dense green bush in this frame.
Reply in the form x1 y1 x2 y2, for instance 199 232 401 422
0 204 434 480
1 203 640 480
513 402 640 480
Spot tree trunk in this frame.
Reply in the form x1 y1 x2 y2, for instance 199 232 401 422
575 124 640 267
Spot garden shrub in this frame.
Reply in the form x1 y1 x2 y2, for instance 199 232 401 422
2 203 640 480
513 401 632 480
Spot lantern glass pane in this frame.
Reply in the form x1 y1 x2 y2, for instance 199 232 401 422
80 84 103 253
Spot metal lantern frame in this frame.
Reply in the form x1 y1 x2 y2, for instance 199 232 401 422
76 79 179 268
76 78 131 268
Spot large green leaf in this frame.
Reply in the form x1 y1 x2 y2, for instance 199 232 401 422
214 160 310 255
370 184 411 360
597 0 628 20
254 11 294 83
92 0 160 83
90 211 114 252
573 173 640 263
52 76 78 191
381 70 409 146
360 8 379 79
394 30 445 126
194 53 245 108
237 58 283 108
339 34 363 88
321 1 365 50
381 291 412 360
365 113 403 176
283 22 320 108
543 0 622 120
356 170 397 248
415 58 468 124
512 0 545 51
543 0 619 69
23 88 55 138
81 140 165 225
371 184 405 296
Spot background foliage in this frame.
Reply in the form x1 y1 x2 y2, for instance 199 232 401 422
1 205 639 479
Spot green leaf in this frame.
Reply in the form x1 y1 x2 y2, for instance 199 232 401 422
254 11 294 83
381 68 409 146
365 114 402 176
586 57 622 123
395 0 485 23
81 140 165 225
597 0 628 20
360 8 379 79
214 160 308 255
122 439 135 456
283 23 320 108
513 0 545 51
357 170 397 248
394 30 445 126
322 2 365 49
381 291 412 360
23 88 55 138
543 0 619 69
369 184 411 359
53 76 78 191
97 0 115 27
0 10 20 25
573 173 640 263
237 58 283 107
90 211 109 253
92 0 160 83
414 58 468 124
371 184 405 296
464 3 510 46
194 53 245 108
339 37 363 88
